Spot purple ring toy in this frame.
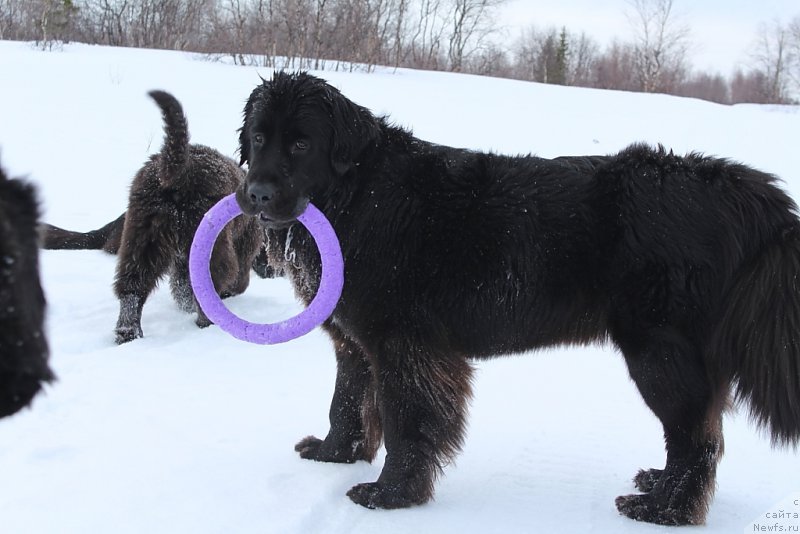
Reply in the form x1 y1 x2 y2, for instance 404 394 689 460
189 193 344 344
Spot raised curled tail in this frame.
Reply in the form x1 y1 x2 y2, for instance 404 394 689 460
38 212 125 254
148 90 189 185
710 225 800 447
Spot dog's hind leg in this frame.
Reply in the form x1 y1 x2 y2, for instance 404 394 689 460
295 327 382 463
172 233 240 329
613 326 725 525
170 253 214 328
345 335 474 510
168 261 196 315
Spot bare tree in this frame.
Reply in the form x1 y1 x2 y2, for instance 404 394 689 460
509 25 597 86
730 69 773 104
791 15 800 90
0 0 26 39
37 0 79 49
755 20 790 102
207 0 249 64
465 40 509 77
676 71 729 103
408 0 447 69
390 0 410 68
75 0 132 46
592 40 639 91
569 32 599 86
510 26 562 83
750 18 798 104
447 0 504 72
626 0 690 93
308 0 329 69
249 0 279 67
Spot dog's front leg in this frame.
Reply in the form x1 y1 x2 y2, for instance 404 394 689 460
295 327 381 463
114 293 145 344
113 229 172 344
346 337 474 509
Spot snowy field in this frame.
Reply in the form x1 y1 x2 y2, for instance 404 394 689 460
0 41 798 533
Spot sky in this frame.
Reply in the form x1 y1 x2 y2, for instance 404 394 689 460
497 0 800 75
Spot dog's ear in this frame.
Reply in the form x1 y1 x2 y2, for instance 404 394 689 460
238 100 253 166
327 90 381 176
238 128 250 167
239 83 265 166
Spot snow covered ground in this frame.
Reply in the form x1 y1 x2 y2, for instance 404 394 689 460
0 41 798 533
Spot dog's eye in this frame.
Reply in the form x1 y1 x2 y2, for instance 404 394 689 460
253 133 264 145
293 139 309 152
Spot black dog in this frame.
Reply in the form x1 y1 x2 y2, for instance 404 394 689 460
42 91 264 344
0 163 54 417
237 72 800 526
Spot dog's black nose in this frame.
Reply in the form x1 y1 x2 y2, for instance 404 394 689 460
246 181 276 210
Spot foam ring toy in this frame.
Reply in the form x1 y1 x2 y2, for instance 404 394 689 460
189 193 344 344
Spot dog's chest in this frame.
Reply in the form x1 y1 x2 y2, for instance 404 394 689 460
270 225 322 307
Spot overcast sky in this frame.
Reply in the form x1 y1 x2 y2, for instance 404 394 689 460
497 0 800 74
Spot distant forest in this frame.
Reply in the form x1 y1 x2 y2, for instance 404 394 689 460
2 0 799 104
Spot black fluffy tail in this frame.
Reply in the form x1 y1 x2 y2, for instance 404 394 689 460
38 212 125 254
148 90 189 186
710 226 800 447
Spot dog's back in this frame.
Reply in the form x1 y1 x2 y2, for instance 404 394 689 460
0 164 54 417
38 91 191 253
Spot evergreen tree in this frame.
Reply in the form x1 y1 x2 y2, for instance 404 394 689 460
552 26 569 85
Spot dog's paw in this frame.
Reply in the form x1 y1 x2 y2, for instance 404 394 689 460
633 468 663 492
295 436 324 459
115 325 143 344
294 435 364 463
294 434 374 463
346 482 424 510
615 493 697 526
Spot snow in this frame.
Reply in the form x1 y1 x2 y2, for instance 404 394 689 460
0 41 798 533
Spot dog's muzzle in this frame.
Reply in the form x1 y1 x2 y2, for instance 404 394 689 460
236 180 309 228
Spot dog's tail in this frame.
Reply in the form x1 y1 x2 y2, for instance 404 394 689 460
148 90 189 186
38 212 125 254
710 224 800 448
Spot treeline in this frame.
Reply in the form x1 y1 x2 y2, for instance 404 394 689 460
494 23 800 105
1 0 799 104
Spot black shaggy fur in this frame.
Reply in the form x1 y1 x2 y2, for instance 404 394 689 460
0 163 54 417
39 213 125 253
44 91 265 344
237 71 800 526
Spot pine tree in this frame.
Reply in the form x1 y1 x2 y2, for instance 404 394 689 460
552 26 569 85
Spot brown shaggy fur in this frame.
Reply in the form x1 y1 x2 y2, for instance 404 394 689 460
41 91 264 344
41 211 277 280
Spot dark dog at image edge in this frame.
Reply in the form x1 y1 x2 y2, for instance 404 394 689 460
237 71 800 526
40 91 266 344
0 163 54 418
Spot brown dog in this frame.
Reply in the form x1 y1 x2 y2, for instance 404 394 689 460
41 91 265 344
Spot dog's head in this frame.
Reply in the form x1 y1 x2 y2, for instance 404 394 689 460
236 71 380 226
